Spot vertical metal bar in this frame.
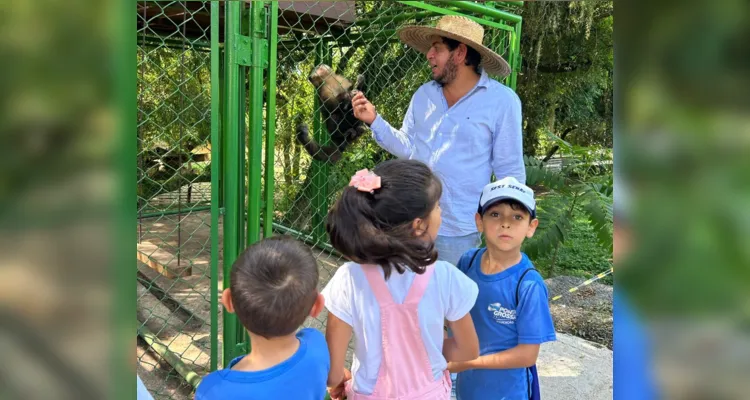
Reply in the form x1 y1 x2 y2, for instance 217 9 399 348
238 70 246 249
511 19 522 90
264 1 278 239
246 1 264 247
222 0 241 368
209 0 220 372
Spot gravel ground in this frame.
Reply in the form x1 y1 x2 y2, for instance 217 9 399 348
544 276 613 349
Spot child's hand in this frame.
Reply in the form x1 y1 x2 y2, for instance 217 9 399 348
448 361 469 374
327 368 351 400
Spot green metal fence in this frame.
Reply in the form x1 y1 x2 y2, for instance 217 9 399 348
135 2 521 398
136 2 220 399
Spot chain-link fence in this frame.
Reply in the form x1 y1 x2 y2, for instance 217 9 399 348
135 1 520 398
136 2 218 399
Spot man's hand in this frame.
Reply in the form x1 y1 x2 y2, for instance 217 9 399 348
352 92 377 126
327 368 351 400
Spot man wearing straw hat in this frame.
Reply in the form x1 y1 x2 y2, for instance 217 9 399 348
352 15 525 268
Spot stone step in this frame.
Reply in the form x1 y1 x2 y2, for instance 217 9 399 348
137 241 192 278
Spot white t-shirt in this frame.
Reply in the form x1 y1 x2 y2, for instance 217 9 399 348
321 261 479 395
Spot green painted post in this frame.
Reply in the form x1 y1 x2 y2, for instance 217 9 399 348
247 1 264 248
222 0 242 367
311 41 331 245
209 0 220 372
264 1 279 239
511 19 522 90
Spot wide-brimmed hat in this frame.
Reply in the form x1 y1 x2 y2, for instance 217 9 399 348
397 15 511 78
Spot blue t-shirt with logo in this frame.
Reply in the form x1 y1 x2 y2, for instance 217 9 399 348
455 248 556 400
195 328 330 400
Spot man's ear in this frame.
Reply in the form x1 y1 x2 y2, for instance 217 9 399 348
526 218 539 238
309 293 325 319
221 288 235 314
455 43 468 63
475 213 484 233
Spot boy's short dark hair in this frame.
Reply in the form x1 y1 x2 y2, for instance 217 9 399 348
229 236 319 338
481 199 533 218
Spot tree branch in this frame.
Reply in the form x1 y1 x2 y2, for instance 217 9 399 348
542 126 577 162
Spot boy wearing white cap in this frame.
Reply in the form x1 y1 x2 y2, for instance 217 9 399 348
447 177 556 400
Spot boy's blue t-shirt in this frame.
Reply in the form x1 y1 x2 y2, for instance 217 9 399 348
195 328 330 400
455 248 556 400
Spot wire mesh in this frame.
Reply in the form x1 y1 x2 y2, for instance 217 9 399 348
136 2 217 399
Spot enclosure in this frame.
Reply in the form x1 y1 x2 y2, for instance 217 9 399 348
136 1 523 397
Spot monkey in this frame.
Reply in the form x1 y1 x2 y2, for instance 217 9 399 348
296 64 367 164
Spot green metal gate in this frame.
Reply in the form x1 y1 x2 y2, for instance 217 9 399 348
136 2 521 398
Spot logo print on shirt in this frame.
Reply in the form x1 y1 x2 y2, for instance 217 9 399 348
487 302 516 325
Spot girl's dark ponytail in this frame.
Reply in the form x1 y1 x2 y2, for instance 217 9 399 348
326 160 442 279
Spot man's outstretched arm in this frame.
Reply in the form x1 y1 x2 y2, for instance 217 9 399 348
352 91 415 159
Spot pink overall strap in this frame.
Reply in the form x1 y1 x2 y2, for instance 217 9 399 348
403 265 435 306
361 264 396 306
361 264 435 307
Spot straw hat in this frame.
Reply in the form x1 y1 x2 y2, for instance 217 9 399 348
397 15 511 78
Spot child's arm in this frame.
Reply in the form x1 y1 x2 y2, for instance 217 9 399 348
448 344 539 373
451 276 555 373
325 312 352 398
443 313 479 362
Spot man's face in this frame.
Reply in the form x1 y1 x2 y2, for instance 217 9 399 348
426 37 458 86
475 202 538 252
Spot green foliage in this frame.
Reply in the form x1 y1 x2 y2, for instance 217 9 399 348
516 1 613 155
534 214 614 284
137 44 211 209
522 131 613 280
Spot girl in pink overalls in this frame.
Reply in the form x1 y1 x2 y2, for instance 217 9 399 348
321 160 480 400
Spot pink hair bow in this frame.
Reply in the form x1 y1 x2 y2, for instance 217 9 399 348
349 169 381 193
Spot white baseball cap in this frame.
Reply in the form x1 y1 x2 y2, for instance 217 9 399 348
477 176 536 217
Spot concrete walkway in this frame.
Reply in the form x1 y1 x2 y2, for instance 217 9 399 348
538 332 613 399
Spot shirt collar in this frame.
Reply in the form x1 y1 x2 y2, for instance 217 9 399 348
477 69 490 88
431 69 490 90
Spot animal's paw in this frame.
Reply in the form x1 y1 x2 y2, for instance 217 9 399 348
355 74 365 91
296 123 310 143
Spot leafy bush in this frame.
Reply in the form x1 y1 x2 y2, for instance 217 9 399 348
521 131 613 284
533 213 613 284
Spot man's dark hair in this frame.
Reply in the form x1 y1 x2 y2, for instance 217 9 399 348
327 159 442 279
229 236 319 338
442 37 482 74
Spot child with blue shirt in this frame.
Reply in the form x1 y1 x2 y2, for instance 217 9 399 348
449 177 556 400
195 236 329 399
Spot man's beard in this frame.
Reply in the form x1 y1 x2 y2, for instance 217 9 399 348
435 58 458 87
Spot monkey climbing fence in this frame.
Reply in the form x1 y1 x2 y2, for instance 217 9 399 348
135 1 522 398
